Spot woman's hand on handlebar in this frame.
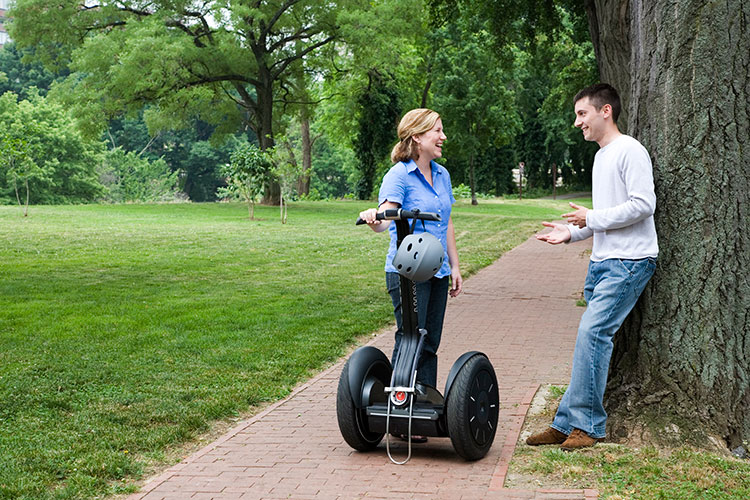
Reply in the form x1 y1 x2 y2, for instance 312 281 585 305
359 207 388 232
359 208 379 225
360 202 398 232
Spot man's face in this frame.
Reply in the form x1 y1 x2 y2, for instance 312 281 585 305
574 97 609 143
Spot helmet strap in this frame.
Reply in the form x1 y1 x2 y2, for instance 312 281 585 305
409 209 420 234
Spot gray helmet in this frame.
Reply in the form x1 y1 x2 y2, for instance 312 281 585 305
392 232 444 282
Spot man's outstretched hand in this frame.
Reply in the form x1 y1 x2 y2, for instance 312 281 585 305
562 202 588 228
536 222 571 244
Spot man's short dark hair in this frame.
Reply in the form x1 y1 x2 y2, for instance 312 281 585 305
574 83 621 123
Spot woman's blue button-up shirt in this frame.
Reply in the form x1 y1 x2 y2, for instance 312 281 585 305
378 159 456 278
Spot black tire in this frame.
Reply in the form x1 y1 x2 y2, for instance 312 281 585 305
446 354 499 460
336 359 385 451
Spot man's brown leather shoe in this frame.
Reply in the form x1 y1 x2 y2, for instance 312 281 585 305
526 427 568 446
560 428 603 451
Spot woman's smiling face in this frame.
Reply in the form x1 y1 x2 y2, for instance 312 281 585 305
415 118 447 161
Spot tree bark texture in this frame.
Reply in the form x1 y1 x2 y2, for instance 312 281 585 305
586 0 750 450
257 58 281 205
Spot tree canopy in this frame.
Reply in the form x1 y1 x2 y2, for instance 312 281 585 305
10 0 355 151
6 0 598 203
0 91 103 205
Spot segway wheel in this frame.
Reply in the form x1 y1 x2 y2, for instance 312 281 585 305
446 354 499 460
336 359 384 451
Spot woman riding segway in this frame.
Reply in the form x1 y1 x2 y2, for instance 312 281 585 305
359 108 463 442
339 109 499 463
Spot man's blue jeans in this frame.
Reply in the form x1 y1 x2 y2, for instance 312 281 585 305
386 272 449 387
552 257 656 438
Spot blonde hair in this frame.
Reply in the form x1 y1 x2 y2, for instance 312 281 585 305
390 108 441 163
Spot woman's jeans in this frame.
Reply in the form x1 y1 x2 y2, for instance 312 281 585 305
552 257 656 439
386 272 449 387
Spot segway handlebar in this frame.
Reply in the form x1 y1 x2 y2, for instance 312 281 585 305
356 209 441 225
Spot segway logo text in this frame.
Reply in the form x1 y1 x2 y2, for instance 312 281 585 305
411 283 418 313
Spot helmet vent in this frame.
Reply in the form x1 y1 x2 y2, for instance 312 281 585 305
407 243 413 251
413 251 419 260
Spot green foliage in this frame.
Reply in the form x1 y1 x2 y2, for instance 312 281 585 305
0 43 67 98
430 12 521 202
270 138 305 223
97 148 181 203
428 0 590 49
452 183 494 200
10 0 362 153
316 0 427 190
511 7 599 191
0 91 104 205
107 115 242 202
353 70 402 200
218 143 272 219
309 135 357 199
0 130 38 216
4 0 598 206
424 0 597 194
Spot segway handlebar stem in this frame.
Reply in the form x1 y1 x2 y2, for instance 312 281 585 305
355 209 441 225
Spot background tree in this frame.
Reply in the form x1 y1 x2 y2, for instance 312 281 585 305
352 70 402 199
107 116 221 201
0 131 37 216
431 13 521 205
424 0 596 198
308 136 357 199
107 115 246 202
512 12 599 192
98 148 181 203
0 91 103 205
578 0 749 453
0 42 67 98
270 141 303 223
218 143 272 220
318 0 425 200
9 0 362 204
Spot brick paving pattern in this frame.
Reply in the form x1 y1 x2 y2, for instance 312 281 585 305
128 236 593 499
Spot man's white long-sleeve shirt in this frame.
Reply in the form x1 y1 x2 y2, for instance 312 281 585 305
568 134 659 261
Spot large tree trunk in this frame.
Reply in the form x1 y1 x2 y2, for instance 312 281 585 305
256 67 281 205
586 0 750 452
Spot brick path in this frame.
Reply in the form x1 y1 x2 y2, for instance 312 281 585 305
128 235 594 500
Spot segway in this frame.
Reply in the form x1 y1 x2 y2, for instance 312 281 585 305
337 208 499 464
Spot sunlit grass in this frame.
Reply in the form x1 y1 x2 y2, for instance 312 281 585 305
0 198 580 500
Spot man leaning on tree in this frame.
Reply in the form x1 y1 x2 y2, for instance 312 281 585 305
529 83 659 451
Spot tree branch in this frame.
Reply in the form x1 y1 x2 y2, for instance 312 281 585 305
165 19 207 48
267 25 324 53
270 35 335 78
138 131 161 157
262 0 304 40
183 62 262 88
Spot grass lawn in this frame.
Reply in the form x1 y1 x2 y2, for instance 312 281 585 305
0 198 582 500
510 386 750 499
